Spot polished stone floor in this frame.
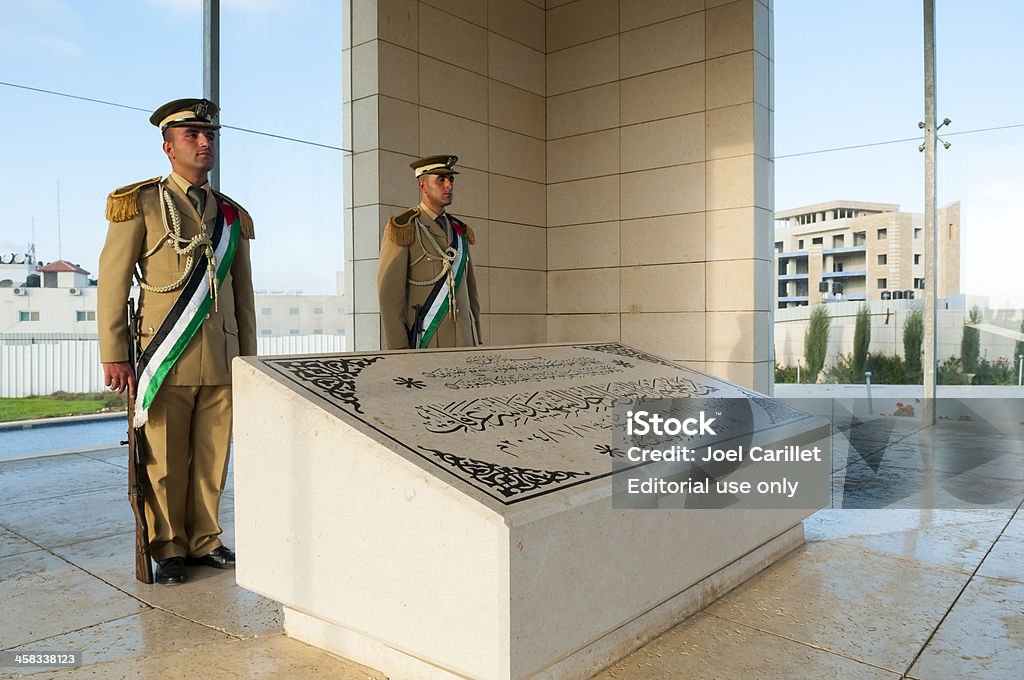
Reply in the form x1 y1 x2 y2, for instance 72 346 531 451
1 417 1021 679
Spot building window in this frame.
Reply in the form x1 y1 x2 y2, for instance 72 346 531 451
914 254 921 265
832 235 844 248
313 328 324 335
812 237 823 245
313 307 323 316
877 278 887 290
914 278 926 289
19 311 40 322
833 262 844 272
289 328 300 335
877 254 887 265
797 239 804 249
914 228 922 239
853 231 866 246
877 228 887 240
261 307 272 315
260 329 273 336
336 307 344 315
774 241 783 253
75 310 96 321
289 307 299 315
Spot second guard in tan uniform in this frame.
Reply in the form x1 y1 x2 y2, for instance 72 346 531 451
378 154 482 349
98 98 257 585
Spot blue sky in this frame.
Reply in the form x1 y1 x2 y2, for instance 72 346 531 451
775 1 1024 307
1 0 343 293
2 0 1021 305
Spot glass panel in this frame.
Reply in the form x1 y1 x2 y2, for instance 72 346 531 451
1 3 200 429
220 2 345 354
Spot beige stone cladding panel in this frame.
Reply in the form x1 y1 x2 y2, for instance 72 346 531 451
489 33 545 96
548 269 620 315
620 63 705 126
548 222 619 271
488 0 545 53
620 0 704 32
620 214 706 267
489 222 546 271
547 129 619 184
547 313 620 343
620 13 705 78
419 56 488 124
548 176 619 227
547 82 619 139
621 263 706 314
489 314 547 344
419 3 487 75
489 128 546 183
488 268 546 315
547 36 619 96
489 80 545 139
546 0 619 52
621 311 706 363
620 113 705 173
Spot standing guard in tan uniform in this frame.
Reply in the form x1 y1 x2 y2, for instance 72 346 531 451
98 98 257 585
377 154 482 349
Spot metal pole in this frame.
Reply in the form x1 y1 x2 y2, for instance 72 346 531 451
865 371 873 415
203 0 221 190
1018 355 1023 386
922 0 938 425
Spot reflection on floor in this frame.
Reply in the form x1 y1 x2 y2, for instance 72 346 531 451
1 415 1021 679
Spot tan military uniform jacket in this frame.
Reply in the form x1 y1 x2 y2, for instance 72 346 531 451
377 203 481 350
97 175 257 385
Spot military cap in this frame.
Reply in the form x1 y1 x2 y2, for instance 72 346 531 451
411 154 459 178
149 98 220 131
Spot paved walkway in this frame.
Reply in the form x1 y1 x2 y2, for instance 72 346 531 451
1 417 1021 679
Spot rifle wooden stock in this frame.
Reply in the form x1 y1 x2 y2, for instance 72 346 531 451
126 300 154 584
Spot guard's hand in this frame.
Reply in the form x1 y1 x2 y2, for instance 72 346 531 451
103 361 136 398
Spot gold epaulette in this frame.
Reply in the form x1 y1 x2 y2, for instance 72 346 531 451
212 190 255 239
105 177 161 222
384 207 419 246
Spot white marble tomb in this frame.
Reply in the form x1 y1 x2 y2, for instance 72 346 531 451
233 343 829 680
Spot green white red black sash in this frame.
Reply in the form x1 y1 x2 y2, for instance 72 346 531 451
414 220 469 349
133 197 241 427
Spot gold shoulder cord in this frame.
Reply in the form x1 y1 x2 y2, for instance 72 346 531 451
407 217 460 322
135 181 220 311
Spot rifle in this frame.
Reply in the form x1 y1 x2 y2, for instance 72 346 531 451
406 303 424 349
124 298 154 584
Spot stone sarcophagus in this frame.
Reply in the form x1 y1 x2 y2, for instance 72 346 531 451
233 343 828 680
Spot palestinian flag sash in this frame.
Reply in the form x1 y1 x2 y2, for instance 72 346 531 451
133 197 241 427
414 220 469 349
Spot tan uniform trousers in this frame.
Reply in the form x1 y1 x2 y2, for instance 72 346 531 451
142 384 232 561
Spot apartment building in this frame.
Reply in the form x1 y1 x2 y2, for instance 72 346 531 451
773 200 960 309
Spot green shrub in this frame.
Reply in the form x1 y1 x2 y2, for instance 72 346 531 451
938 356 968 385
852 304 871 377
774 363 800 383
973 358 1016 385
867 354 907 385
903 307 924 384
960 306 982 374
804 305 830 382
823 353 856 384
